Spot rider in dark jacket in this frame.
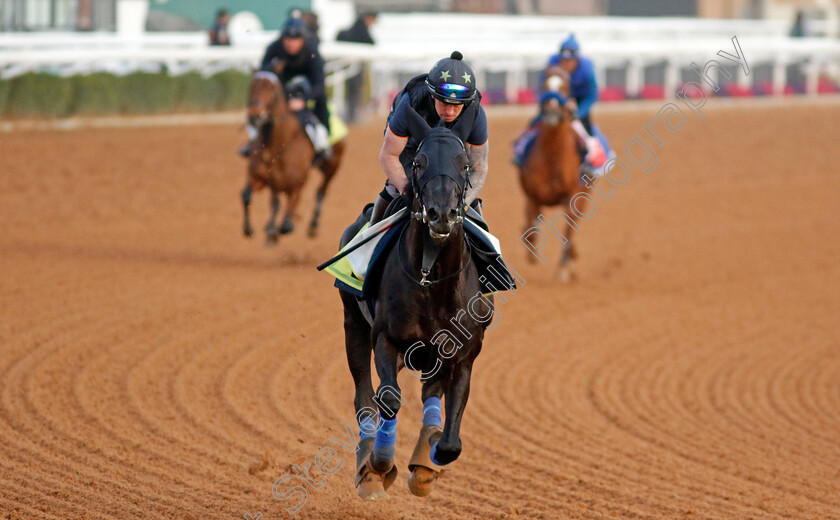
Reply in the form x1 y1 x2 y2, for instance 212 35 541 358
371 51 489 224
257 18 331 161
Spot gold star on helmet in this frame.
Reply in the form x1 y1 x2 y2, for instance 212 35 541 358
440 70 451 81
462 72 471 84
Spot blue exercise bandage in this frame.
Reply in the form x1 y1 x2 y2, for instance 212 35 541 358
423 396 442 427
359 414 377 440
373 415 397 461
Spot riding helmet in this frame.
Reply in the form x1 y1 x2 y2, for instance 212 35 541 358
425 51 476 105
559 33 580 59
281 18 307 39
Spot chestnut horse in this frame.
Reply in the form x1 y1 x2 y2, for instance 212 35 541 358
241 71 345 244
517 66 589 282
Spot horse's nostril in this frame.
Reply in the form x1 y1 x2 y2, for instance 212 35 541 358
448 209 458 220
426 207 439 223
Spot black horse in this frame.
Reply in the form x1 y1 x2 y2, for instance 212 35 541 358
339 108 494 500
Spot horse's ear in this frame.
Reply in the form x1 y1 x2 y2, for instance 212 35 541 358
403 104 431 140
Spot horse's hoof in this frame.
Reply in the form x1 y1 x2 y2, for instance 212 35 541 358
307 224 318 238
355 438 397 500
383 464 398 490
355 460 397 500
279 220 294 235
408 466 439 497
356 472 388 501
265 234 278 247
407 425 443 497
557 268 575 283
526 253 538 265
243 228 253 238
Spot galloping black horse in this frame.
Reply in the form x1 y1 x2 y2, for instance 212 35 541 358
339 108 493 500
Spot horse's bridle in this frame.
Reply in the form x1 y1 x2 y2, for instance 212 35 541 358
399 132 473 287
541 92 570 124
409 132 471 238
248 72 281 128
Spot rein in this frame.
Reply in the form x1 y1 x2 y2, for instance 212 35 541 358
397 223 472 287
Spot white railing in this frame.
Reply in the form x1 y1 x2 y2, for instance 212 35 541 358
1 13 839 104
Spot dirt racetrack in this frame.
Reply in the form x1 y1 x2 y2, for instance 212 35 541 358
1 99 839 520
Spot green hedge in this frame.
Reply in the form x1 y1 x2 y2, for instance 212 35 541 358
72 73 121 115
120 71 179 114
212 70 251 110
0 70 252 117
6 72 75 117
0 79 10 115
177 71 224 112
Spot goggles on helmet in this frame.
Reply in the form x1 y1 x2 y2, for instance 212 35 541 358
435 83 471 103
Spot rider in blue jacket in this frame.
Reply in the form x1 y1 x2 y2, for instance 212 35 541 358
514 34 610 170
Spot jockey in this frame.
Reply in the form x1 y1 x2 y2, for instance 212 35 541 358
242 18 331 162
513 33 609 170
370 51 489 225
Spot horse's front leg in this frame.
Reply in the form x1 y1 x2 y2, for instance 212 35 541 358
264 190 280 246
241 183 254 237
350 333 401 500
431 359 473 466
407 378 446 496
339 291 385 500
371 334 402 474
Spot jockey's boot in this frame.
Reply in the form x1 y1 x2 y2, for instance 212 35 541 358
305 122 332 167
369 194 389 226
571 119 606 167
512 125 539 167
239 142 252 158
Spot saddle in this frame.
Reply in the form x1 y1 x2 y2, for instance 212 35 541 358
322 200 516 304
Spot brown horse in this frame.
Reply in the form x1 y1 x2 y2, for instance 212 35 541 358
241 71 345 244
517 66 589 282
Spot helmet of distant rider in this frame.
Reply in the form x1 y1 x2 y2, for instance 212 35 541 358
559 33 580 59
425 51 477 105
281 18 307 39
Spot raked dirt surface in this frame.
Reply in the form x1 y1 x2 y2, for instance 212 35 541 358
1 100 839 520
